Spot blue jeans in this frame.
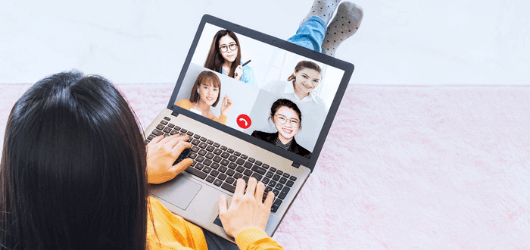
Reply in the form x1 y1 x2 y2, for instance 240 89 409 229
287 16 327 53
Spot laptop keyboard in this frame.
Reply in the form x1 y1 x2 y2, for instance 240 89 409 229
146 117 297 213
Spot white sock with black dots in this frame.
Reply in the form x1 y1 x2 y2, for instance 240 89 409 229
321 2 363 57
300 0 341 25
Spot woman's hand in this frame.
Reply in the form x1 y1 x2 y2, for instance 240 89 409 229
234 65 243 80
146 135 192 184
220 95 233 117
218 178 274 237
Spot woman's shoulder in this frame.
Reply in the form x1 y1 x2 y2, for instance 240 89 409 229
263 80 288 93
251 130 276 139
291 139 312 158
175 99 192 110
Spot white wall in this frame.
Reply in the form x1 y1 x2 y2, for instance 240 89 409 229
1 0 528 85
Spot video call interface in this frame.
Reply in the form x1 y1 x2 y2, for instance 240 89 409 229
174 24 345 159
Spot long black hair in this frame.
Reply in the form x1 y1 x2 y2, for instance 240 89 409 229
0 71 148 249
204 29 242 78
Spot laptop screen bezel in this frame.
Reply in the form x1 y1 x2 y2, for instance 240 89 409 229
167 14 354 172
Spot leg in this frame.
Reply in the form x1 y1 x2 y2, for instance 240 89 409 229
300 0 341 25
321 2 364 57
287 16 327 53
203 229 239 250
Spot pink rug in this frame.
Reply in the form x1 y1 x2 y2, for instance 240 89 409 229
1 83 529 249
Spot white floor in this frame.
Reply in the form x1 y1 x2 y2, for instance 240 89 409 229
0 0 529 85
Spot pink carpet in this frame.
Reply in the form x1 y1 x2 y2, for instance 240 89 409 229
1 83 529 249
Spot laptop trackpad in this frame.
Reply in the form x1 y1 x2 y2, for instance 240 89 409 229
150 175 202 210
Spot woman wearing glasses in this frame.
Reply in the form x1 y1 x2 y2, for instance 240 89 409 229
251 99 311 158
204 29 257 87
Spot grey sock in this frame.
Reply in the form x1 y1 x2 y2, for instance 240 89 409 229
321 2 363 57
301 0 341 25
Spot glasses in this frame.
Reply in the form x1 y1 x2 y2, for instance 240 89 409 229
275 114 300 127
219 43 238 53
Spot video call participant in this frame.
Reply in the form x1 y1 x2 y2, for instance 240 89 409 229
252 99 311 158
176 70 233 125
204 29 257 87
262 60 326 151
0 71 283 250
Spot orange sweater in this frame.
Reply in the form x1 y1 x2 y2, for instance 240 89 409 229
147 197 283 250
175 99 228 125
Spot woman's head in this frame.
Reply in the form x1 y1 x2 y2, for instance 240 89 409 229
287 60 322 94
0 71 147 250
204 29 242 78
270 99 302 142
190 71 222 107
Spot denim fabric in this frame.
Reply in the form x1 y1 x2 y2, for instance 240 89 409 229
203 229 239 250
287 16 327 53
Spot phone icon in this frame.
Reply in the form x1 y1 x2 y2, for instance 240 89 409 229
236 114 251 129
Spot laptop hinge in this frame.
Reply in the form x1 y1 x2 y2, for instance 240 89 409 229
291 162 300 168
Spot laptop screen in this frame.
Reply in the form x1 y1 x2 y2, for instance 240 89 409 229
169 16 353 168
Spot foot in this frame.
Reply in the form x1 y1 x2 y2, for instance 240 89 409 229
300 0 341 25
321 2 363 57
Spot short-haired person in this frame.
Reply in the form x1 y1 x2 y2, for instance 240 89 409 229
176 70 233 125
0 71 282 250
252 99 311 158
204 29 257 87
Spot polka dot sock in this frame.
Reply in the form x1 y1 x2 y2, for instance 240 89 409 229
321 2 363 57
301 0 341 25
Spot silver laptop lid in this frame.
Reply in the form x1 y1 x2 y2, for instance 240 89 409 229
167 15 354 172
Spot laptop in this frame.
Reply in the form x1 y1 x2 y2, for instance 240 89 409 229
145 14 354 242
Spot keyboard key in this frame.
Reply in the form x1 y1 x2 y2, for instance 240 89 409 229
180 129 188 133
236 166 244 173
205 176 215 183
198 149 207 156
194 163 204 170
156 124 165 130
202 166 212 174
213 179 223 186
191 139 199 145
243 169 253 176
268 181 277 187
272 190 280 197
225 177 235 184
236 158 245 165
270 167 277 172
289 176 297 181
252 166 266 175
163 127 172 133
213 142 220 147
196 156 205 163
234 173 243 179
147 134 155 140
276 170 283 175
199 142 207 149
191 146 199 152
207 140 213 145
205 153 214 159
272 174 280 181
279 190 288 199
283 173 290 178
187 131 194 136
248 158 255 163
153 129 164 136
273 199 282 206
210 170 219 177
193 134 201 139
189 153 197 159
262 164 270 169
203 159 212 166
200 137 207 142
262 177 270 184
185 167 207 179
251 173 263 181
220 146 227 151
265 172 273 178
242 176 249 182
282 186 290 193
211 163 220 169
233 151 241 156
265 186 273 194
213 156 222 163
275 183 283 190
221 183 236 193
221 152 230 158
226 169 235 176
228 163 237 169
228 155 237 162
244 161 253 168
286 180 294 187
218 166 227 172
220 159 229 166
240 154 248 160
214 149 222 155
227 148 234 153
206 145 215 152
255 161 262 166
279 177 287 184
167 123 175 128
163 117 170 121
170 130 179 135
218 173 227 180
